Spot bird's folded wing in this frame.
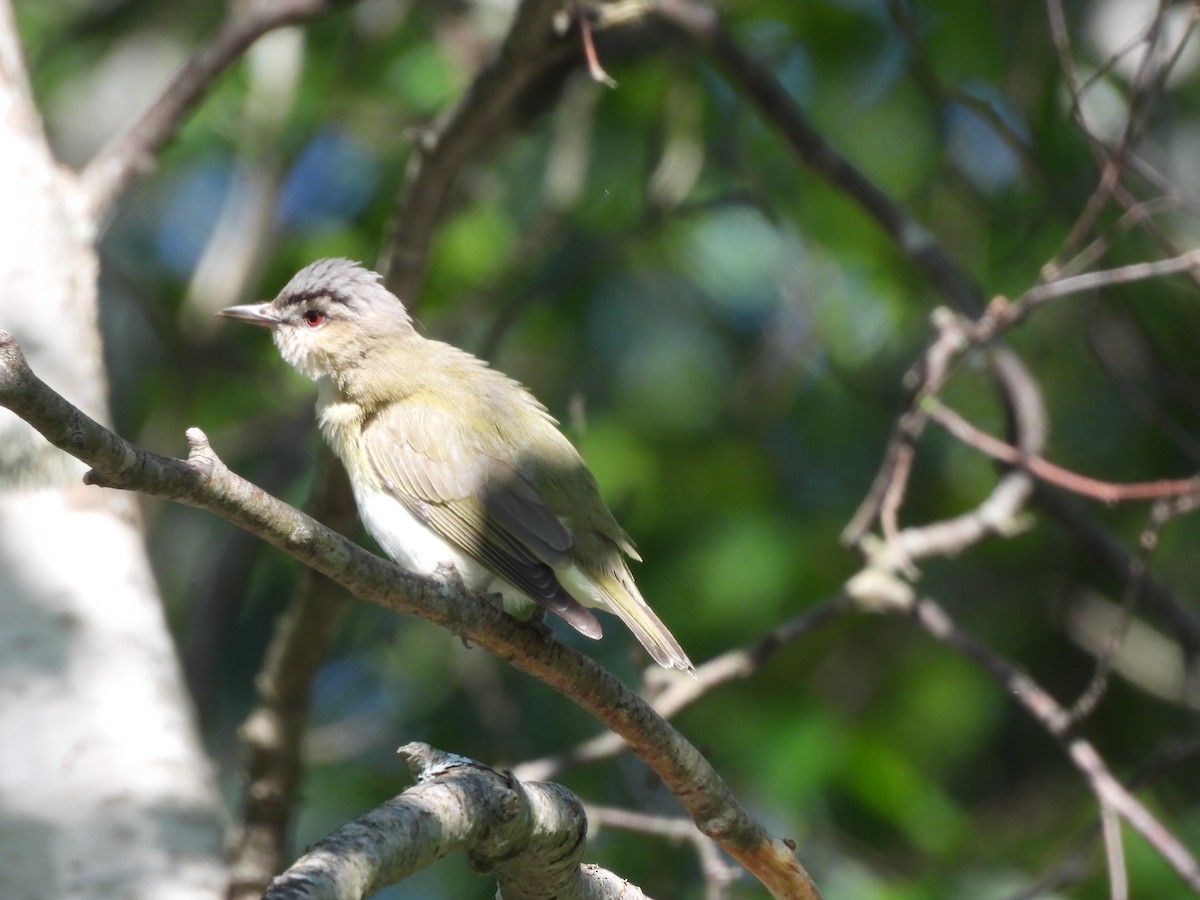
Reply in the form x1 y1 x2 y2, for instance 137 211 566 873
362 402 601 634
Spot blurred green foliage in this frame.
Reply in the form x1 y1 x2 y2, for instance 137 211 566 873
17 0 1200 896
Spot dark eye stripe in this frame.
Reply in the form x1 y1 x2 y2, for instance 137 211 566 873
279 289 353 309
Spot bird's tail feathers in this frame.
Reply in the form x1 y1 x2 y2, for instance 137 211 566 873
596 569 695 674
557 564 694 673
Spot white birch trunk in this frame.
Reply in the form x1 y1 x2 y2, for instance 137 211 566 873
0 4 227 897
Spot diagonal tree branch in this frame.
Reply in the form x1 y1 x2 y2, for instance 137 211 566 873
227 461 357 900
514 595 849 783
925 398 1200 502
379 0 579 303
905 592 1200 894
1035 486 1200 654
79 0 345 224
653 0 985 314
0 330 822 900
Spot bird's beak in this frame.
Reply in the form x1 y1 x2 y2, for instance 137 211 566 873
217 303 280 328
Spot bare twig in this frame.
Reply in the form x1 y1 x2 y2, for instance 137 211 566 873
587 805 742 899
905 594 1200 894
1018 250 1200 318
1009 736 1200 900
1035 486 1200 654
514 596 849 783
575 2 618 87
80 0 342 223
847 537 1200 895
1100 801 1129 900
1063 502 1170 727
926 399 1200 502
874 346 1045 569
1051 196 1181 281
379 0 578 303
838 307 1199 889
654 0 985 314
844 308 1047 568
841 309 972 548
1047 0 1171 270
1044 1 1200 289
1041 0 1200 283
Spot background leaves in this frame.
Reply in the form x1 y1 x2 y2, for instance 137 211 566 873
16 0 1200 896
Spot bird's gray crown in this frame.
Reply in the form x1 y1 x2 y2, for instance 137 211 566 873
276 258 389 310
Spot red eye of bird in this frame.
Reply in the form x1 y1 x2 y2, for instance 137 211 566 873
302 309 325 327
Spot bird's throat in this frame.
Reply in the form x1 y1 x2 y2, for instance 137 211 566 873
315 376 370 474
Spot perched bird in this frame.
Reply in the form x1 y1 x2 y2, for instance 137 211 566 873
219 258 693 672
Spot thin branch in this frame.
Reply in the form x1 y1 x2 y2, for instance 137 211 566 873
841 308 972 547
1016 250 1200 319
844 310 1046 569
587 805 742 900
653 0 985 314
0 331 821 900
378 0 578 303
878 346 1045 568
1035 486 1200 654
904 593 1200 893
80 0 342 224
1009 736 1200 900
1047 0 1200 229
514 596 849 783
1046 0 1170 270
926 399 1200 502
847 557 1200 892
1100 801 1129 900
1044 1 1200 292
839 310 1198 889
1063 501 1169 727
1051 195 1181 282
1107 180 1200 292
576 2 618 87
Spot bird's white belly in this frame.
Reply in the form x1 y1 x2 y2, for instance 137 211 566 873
354 488 534 614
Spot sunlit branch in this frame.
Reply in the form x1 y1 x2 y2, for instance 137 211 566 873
0 330 821 900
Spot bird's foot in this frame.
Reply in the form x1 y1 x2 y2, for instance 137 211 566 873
432 563 476 650
524 606 554 642
435 560 466 587
479 589 506 612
